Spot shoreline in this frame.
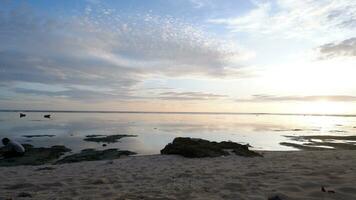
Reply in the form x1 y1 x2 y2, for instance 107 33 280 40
1 150 356 199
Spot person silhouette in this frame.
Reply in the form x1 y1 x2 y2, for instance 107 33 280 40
1 138 25 158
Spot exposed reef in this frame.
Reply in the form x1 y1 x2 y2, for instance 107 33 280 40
84 134 137 143
0 144 70 167
280 135 356 150
22 134 55 138
161 137 262 158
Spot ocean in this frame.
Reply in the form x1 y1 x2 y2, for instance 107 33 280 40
0 111 355 155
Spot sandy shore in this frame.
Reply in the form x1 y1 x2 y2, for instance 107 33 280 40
1 150 356 200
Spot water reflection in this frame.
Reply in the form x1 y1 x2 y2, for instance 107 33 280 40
0 112 355 155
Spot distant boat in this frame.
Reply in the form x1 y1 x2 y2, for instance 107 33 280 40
20 113 26 118
44 114 51 119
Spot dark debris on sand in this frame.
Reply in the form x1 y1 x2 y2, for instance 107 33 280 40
0 144 70 167
17 192 32 198
55 148 136 164
35 166 56 171
84 134 137 143
160 137 262 158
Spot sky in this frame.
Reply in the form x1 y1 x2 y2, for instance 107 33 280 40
0 0 356 114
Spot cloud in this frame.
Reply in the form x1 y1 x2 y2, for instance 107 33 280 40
158 91 228 100
0 3 247 101
236 94 356 102
319 37 356 58
189 0 213 9
209 0 356 39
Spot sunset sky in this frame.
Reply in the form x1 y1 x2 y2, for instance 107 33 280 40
0 0 356 114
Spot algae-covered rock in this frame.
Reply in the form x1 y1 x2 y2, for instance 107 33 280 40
55 148 136 164
0 144 71 167
84 134 137 143
160 137 262 158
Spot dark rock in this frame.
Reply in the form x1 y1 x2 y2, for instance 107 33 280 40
102 144 107 147
55 148 136 164
329 130 346 133
160 137 262 158
84 134 137 143
267 194 288 200
20 113 26 118
291 129 303 131
268 195 283 200
44 114 51 118
17 192 32 198
0 144 71 167
22 135 55 138
85 134 104 138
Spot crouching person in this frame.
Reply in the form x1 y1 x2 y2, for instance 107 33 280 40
1 138 25 158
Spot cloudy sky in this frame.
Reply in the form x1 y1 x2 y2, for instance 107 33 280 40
0 0 356 114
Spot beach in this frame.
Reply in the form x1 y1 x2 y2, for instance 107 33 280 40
1 150 356 200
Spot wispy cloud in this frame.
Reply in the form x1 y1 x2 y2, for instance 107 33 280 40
319 37 356 58
236 94 356 102
158 91 228 100
209 0 356 39
0 3 248 101
189 0 213 9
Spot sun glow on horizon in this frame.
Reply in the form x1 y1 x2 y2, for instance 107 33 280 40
296 100 349 115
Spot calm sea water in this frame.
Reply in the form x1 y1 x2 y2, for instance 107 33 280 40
0 112 356 155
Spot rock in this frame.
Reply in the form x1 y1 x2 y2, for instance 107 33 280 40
268 194 289 200
44 114 51 118
102 144 107 147
55 148 136 164
268 196 282 200
0 144 71 167
291 128 303 131
84 134 137 143
160 137 262 158
22 135 55 138
19 113 26 118
17 192 32 198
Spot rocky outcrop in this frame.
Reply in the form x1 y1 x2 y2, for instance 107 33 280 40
0 144 70 167
160 137 262 158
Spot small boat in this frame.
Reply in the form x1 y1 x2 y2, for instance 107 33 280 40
20 113 26 118
44 114 51 119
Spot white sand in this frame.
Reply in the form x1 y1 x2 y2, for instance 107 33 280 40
1 150 356 200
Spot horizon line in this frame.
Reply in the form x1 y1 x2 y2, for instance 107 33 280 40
0 109 356 117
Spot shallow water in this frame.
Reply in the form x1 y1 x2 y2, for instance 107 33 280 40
0 112 356 155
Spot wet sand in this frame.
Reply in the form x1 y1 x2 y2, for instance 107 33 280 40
1 150 356 200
